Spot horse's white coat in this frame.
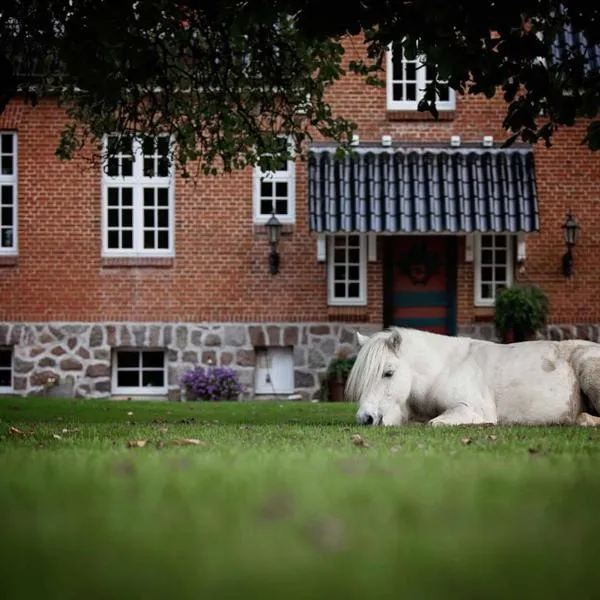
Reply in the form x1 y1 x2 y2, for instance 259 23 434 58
347 327 600 426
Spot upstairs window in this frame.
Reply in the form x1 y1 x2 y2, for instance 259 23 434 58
102 135 174 257
386 45 455 111
253 137 295 224
0 133 17 254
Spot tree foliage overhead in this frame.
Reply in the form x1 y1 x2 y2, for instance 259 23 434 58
1 0 599 174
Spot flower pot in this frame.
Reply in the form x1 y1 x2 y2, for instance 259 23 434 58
327 379 347 402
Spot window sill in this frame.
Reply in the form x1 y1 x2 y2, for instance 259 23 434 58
101 257 174 268
0 255 17 267
386 110 456 122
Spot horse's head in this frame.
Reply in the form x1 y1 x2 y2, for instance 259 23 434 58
346 328 412 426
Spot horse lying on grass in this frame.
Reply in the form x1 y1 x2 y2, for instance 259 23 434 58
347 327 600 427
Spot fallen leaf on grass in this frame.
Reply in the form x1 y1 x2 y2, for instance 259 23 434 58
158 427 168 434
350 434 370 448
61 428 80 434
461 437 473 446
127 411 134 416
8 426 35 437
487 435 498 442
171 438 208 446
52 434 62 440
126 440 148 448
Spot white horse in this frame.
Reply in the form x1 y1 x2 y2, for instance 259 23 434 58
346 327 600 427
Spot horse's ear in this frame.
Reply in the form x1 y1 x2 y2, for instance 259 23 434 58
385 328 403 354
356 332 370 347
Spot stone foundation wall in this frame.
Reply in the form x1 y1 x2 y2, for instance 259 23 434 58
0 321 380 400
458 323 600 343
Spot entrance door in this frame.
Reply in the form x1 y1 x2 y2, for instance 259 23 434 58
384 236 457 335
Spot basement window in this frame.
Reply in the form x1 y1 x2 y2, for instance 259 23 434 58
112 349 167 396
0 347 12 393
254 346 294 395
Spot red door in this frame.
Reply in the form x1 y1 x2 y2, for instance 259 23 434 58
385 236 456 335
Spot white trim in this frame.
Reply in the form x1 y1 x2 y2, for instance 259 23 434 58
0 132 17 256
111 348 167 396
327 234 367 306
101 135 175 258
465 234 474 262
367 233 377 262
386 45 456 112
252 137 296 224
474 234 514 307
517 233 527 262
316 234 326 262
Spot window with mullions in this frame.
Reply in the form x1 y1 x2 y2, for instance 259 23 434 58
102 135 173 256
0 347 13 392
112 349 167 395
386 44 455 111
0 133 17 254
252 138 295 223
327 235 367 306
474 234 514 306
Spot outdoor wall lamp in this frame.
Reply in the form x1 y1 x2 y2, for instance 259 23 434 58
561 213 580 278
265 211 282 275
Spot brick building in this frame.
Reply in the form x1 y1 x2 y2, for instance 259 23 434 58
0 38 599 400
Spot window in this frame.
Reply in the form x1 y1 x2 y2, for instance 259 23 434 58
112 349 167 395
327 235 367 306
102 135 174 256
474 234 514 306
0 133 17 254
386 44 455 111
0 347 12 392
252 138 295 223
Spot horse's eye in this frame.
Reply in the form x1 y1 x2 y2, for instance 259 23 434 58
383 370 394 378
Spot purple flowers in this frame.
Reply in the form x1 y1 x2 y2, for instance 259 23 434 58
181 366 243 401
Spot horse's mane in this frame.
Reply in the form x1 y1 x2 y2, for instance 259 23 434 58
345 328 404 403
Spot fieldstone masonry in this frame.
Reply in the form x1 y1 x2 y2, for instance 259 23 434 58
2 321 598 400
0 321 380 400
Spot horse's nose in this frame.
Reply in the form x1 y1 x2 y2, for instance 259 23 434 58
356 410 377 426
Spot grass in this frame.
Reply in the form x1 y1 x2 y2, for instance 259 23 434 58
2 397 600 600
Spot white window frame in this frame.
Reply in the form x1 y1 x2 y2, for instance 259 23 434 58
252 137 296 224
0 132 17 256
101 135 175 257
0 346 13 393
386 44 456 112
111 348 167 396
327 234 367 306
474 234 514 307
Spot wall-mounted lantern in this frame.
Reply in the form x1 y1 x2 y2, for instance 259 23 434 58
265 212 282 275
561 213 580 278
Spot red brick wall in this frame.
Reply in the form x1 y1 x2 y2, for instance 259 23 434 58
1 36 599 327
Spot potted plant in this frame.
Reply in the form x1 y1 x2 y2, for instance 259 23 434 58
323 353 356 402
494 283 549 343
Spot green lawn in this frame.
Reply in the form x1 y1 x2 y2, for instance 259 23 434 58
2 397 600 600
